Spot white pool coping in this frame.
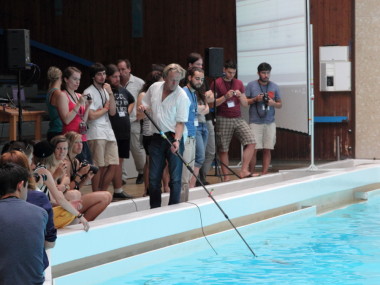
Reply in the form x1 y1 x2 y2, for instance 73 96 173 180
50 159 380 284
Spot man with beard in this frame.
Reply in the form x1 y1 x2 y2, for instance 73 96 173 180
84 63 118 192
106 64 135 199
180 67 206 201
138 63 190 208
246 62 282 175
212 60 255 181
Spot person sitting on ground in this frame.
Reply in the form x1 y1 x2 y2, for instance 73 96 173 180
32 140 90 231
0 150 57 270
50 135 112 221
0 162 48 285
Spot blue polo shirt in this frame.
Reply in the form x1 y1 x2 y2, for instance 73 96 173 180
183 86 198 137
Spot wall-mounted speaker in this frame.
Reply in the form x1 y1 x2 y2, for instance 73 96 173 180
204 47 224 78
7 29 31 70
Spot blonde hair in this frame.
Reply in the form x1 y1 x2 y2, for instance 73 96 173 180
163 63 186 80
47 66 62 82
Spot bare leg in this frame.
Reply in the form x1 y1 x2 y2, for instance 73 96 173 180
92 167 106 191
99 165 117 191
112 158 123 189
80 191 112 221
189 166 200 188
239 143 255 178
218 151 230 182
249 149 258 174
262 149 271 175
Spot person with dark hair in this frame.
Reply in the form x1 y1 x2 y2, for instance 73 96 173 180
181 67 207 201
56 66 93 164
182 52 215 186
84 63 118 192
106 64 135 199
246 62 282 175
0 150 57 272
138 63 190 208
211 59 256 181
117 59 146 185
136 70 163 196
0 162 48 285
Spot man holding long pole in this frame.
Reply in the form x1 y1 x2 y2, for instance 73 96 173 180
138 63 190 208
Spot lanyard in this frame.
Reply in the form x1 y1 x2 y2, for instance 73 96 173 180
93 84 106 106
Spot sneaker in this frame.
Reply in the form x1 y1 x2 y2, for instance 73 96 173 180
136 174 144 184
113 192 134 199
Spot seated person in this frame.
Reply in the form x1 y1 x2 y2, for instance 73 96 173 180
0 149 57 270
32 140 90 231
50 135 112 221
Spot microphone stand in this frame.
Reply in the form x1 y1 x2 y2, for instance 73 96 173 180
143 109 257 258
17 69 23 140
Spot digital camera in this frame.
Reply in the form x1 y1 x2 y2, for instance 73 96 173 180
263 93 269 105
82 160 99 175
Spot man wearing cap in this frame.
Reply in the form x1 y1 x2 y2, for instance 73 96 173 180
0 163 48 284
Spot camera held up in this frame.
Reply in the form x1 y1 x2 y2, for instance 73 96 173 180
81 160 99 175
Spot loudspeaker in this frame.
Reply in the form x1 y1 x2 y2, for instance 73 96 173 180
204 47 224 78
7 29 31 70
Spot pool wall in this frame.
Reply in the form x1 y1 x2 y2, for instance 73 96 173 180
51 160 380 283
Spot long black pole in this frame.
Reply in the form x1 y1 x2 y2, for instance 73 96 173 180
143 110 257 257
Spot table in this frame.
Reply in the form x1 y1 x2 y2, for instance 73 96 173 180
0 107 45 141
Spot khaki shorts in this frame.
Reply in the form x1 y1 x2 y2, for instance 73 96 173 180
250 122 276 149
87 139 119 167
216 116 255 152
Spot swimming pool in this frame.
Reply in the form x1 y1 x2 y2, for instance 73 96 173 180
52 160 380 284
63 194 380 284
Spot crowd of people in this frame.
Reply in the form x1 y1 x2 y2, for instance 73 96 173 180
0 53 282 283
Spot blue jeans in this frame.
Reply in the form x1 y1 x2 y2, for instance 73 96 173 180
148 134 184 208
195 122 209 168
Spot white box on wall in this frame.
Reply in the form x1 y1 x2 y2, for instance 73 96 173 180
320 46 351 92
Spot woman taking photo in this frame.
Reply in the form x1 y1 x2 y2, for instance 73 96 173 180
50 135 112 221
32 140 90 231
56 66 93 163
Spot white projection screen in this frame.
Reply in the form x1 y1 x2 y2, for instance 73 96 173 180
236 0 309 134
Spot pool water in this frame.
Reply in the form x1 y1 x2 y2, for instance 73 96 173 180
97 196 380 284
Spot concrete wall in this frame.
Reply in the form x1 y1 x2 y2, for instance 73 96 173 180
355 1 380 158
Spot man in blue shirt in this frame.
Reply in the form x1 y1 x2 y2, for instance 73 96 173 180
246 62 282 175
181 67 205 201
0 163 48 285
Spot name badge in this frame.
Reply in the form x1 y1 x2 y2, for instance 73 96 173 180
227 100 235 108
118 111 126 117
194 119 199 127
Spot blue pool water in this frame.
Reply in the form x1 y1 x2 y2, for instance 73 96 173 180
95 195 380 285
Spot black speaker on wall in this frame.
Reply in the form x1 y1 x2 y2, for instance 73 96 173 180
204 47 224 78
7 29 31 70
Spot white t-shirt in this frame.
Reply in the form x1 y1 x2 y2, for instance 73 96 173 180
142 82 190 134
84 84 116 141
124 74 145 122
